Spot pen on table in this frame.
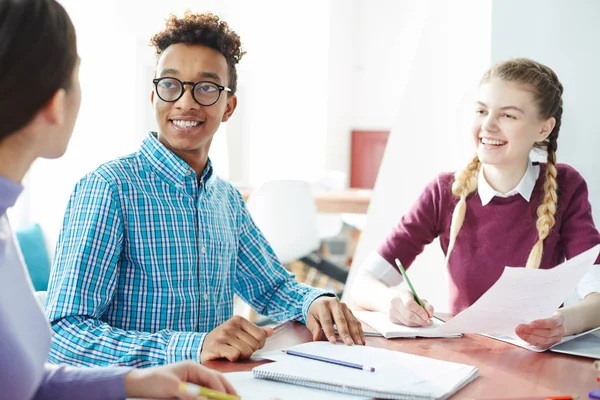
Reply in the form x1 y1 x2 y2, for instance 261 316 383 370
394 258 436 321
179 382 241 400
282 349 375 372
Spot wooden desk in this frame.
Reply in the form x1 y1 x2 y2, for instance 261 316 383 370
237 188 371 214
204 321 599 399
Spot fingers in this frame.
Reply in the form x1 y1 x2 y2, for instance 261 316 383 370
528 313 564 330
225 339 256 361
201 316 268 362
306 298 365 345
405 299 431 323
327 302 364 346
236 317 269 349
515 329 562 349
316 303 337 344
181 362 230 393
515 313 567 349
423 300 435 318
391 293 432 327
262 326 274 340
306 313 323 342
234 329 262 352
328 302 353 345
217 373 238 395
516 324 567 341
343 307 365 345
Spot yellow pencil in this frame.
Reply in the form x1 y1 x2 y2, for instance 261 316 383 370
179 382 241 400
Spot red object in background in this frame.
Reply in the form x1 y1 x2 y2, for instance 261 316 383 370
350 130 390 189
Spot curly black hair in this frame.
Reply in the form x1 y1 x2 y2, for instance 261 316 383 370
150 11 245 95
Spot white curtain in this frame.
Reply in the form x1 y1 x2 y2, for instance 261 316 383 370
344 0 492 312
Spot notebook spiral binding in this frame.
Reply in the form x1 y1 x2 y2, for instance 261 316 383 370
252 369 434 400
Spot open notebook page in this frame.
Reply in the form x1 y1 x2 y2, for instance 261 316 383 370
353 310 461 338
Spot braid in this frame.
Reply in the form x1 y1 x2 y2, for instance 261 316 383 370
525 136 559 268
446 154 481 264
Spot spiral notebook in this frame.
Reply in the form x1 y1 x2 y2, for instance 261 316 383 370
253 342 478 400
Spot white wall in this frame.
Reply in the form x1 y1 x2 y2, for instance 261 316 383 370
18 0 333 249
491 0 600 226
324 0 356 175
219 1 330 185
343 0 492 312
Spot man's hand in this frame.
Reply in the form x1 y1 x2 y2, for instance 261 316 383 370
306 297 365 345
200 316 273 363
515 312 567 349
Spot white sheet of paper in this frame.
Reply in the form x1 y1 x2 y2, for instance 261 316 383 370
482 326 600 352
224 371 370 400
438 245 600 335
550 330 600 358
353 311 461 338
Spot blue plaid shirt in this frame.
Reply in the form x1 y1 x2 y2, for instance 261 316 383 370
45 132 329 367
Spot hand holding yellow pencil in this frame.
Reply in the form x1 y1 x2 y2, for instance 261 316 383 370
179 382 241 400
124 361 238 400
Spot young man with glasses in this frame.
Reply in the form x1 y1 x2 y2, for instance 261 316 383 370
45 12 365 368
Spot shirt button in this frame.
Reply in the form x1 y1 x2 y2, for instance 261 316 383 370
203 294 209 300
201 246 206 253
186 170 191 177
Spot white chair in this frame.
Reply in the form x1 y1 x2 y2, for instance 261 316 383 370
246 180 321 264
246 179 349 284
239 180 350 323
240 180 321 323
313 171 347 240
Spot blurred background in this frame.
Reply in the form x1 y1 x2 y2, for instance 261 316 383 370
10 0 600 313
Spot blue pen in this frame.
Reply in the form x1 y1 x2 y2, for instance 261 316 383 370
282 349 375 372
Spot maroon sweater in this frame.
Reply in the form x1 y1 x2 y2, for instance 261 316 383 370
378 163 600 314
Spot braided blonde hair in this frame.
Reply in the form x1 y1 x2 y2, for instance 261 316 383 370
446 58 564 269
445 154 480 265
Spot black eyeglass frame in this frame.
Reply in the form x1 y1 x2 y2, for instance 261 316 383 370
152 77 232 106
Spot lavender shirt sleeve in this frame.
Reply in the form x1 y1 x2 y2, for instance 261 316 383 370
0 277 131 400
0 173 132 400
33 364 130 400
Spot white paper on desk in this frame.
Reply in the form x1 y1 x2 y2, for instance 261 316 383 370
482 325 600 352
127 371 369 400
354 311 461 339
225 371 370 400
438 245 600 335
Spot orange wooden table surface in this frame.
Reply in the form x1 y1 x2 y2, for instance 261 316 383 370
237 187 371 214
204 321 600 399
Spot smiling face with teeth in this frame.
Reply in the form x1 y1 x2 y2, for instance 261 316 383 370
152 43 237 174
473 78 554 170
